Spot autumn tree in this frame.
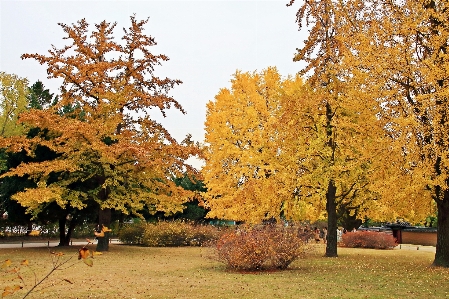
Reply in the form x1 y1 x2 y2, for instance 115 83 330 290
0 16 200 248
0 72 29 137
0 75 36 233
332 0 449 266
285 0 407 257
204 68 301 223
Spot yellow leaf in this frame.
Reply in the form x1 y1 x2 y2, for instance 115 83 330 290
83 258 93 267
1 259 12 268
2 291 10 297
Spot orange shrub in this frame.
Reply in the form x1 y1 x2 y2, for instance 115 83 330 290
341 231 397 249
215 225 307 271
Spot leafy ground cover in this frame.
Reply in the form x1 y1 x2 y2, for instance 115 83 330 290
1 244 448 299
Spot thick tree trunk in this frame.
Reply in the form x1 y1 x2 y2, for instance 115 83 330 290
58 217 70 246
326 179 338 257
96 208 111 251
64 218 77 246
434 193 449 267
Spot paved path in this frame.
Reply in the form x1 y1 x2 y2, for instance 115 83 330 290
395 243 436 252
0 240 435 252
0 239 121 249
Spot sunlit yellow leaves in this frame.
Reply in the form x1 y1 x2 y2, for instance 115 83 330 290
0 72 29 137
286 0 440 224
11 186 65 212
204 68 302 223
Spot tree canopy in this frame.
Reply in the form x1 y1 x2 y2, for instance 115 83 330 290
203 68 288 223
288 0 443 261
0 72 29 137
0 16 201 222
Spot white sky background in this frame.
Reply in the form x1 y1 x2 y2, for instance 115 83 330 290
0 0 306 168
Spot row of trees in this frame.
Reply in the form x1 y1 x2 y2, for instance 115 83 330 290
203 0 448 266
202 68 431 255
288 0 449 267
1 1 448 267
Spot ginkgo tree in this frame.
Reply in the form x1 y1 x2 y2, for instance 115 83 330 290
203 68 301 223
0 16 201 248
0 72 29 137
334 0 449 266
285 0 380 257
284 0 431 257
288 0 438 258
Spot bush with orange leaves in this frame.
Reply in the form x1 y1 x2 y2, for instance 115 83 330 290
341 231 397 249
215 225 308 271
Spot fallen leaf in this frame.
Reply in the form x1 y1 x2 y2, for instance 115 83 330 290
1 259 12 268
83 259 93 267
78 248 90 260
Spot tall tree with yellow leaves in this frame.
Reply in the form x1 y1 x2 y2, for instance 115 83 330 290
203 68 310 223
286 0 402 257
0 16 200 247
336 0 449 266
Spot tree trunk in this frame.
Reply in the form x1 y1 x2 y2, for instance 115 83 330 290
58 217 70 246
64 218 77 246
326 179 338 257
434 193 449 267
26 221 33 236
96 208 111 251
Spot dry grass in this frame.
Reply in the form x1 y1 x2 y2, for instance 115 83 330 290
1 243 449 299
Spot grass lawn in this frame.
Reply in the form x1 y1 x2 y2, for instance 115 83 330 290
1 243 448 299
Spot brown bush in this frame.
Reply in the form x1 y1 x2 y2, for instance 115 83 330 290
341 231 397 249
215 225 307 271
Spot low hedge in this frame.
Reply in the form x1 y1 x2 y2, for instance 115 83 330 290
118 221 224 247
341 231 397 249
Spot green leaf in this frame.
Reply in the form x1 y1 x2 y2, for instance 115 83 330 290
83 258 93 267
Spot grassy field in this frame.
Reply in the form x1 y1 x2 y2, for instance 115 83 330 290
1 243 448 299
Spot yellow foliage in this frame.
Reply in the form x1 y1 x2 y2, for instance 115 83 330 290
285 0 437 225
0 72 29 137
204 68 294 223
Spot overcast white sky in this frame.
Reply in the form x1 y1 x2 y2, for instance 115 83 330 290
1 0 306 166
